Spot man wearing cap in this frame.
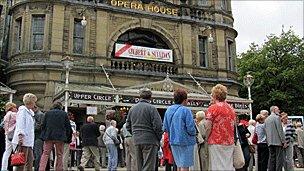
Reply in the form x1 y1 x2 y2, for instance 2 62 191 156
126 88 163 171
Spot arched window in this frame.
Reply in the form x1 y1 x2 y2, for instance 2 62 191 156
115 29 170 50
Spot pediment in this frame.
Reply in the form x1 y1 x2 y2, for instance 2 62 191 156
120 76 209 98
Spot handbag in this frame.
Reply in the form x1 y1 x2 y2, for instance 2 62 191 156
233 125 245 169
252 132 258 145
248 144 255 153
11 146 26 166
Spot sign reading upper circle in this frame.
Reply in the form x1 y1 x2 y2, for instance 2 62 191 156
115 43 173 62
110 0 179 16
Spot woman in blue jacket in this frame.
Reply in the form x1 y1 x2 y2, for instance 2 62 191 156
163 89 196 171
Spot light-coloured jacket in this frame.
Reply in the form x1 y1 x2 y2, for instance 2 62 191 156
103 125 117 145
3 111 17 134
265 113 285 146
296 127 304 149
12 106 35 148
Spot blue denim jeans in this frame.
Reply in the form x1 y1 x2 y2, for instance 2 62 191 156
106 144 118 171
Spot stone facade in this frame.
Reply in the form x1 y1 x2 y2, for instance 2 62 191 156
5 0 238 110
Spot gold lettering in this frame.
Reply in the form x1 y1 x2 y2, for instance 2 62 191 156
146 5 153 12
111 0 117 6
153 6 160 13
160 7 166 14
166 8 172 15
124 1 130 8
117 0 124 7
172 9 178 16
130 2 137 9
138 4 144 11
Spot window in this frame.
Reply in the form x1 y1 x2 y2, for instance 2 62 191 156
198 0 208 6
227 40 234 71
31 15 45 51
221 0 227 10
15 18 22 53
199 36 208 67
73 19 85 54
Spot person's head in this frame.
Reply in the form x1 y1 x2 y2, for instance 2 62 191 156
139 88 152 100
87 116 94 123
99 125 106 132
195 111 205 122
248 119 256 126
173 89 188 105
23 93 37 110
270 106 280 114
296 122 302 128
5 102 17 112
260 110 269 117
52 102 63 110
280 112 288 124
110 120 117 127
256 114 266 124
211 84 227 102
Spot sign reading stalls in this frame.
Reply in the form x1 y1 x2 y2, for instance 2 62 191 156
115 43 173 62
110 0 179 16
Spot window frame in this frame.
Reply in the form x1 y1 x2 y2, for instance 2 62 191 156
198 36 208 68
15 17 22 53
73 18 85 54
31 15 45 51
227 39 235 71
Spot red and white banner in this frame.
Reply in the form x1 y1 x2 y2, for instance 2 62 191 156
115 43 173 62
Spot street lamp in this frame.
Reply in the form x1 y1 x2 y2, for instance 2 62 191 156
243 72 254 120
62 56 74 112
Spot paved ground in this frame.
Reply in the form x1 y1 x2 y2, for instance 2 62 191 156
64 166 304 171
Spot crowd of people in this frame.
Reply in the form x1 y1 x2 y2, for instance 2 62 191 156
0 84 304 171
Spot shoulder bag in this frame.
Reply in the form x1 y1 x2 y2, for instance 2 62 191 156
233 124 245 169
106 131 120 145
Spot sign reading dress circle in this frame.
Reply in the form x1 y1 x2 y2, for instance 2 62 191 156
110 0 179 16
115 43 173 62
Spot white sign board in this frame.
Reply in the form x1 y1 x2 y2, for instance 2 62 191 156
115 43 173 62
86 106 98 115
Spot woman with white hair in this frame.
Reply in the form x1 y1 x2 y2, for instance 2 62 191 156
12 93 37 171
193 111 209 171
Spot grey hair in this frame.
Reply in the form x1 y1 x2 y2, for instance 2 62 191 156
23 93 37 105
270 106 276 113
139 88 152 100
195 111 205 120
110 120 117 126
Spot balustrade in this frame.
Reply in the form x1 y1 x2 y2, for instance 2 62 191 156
110 59 178 74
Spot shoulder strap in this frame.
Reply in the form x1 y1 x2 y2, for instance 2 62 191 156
169 106 181 129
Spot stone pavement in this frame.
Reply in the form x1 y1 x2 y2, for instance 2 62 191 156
64 166 304 171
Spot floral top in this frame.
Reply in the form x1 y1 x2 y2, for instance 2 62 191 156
3 111 17 134
206 101 236 145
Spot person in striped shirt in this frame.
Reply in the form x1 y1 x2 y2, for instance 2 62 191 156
281 112 296 171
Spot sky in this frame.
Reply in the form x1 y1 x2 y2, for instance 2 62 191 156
231 0 304 54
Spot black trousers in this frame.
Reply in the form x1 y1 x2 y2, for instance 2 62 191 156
257 143 269 171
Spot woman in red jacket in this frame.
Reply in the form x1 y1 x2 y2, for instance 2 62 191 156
161 132 177 171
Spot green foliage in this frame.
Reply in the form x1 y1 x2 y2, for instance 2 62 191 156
238 30 304 116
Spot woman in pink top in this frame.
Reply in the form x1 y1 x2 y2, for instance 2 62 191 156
1 102 18 171
205 84 236 170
